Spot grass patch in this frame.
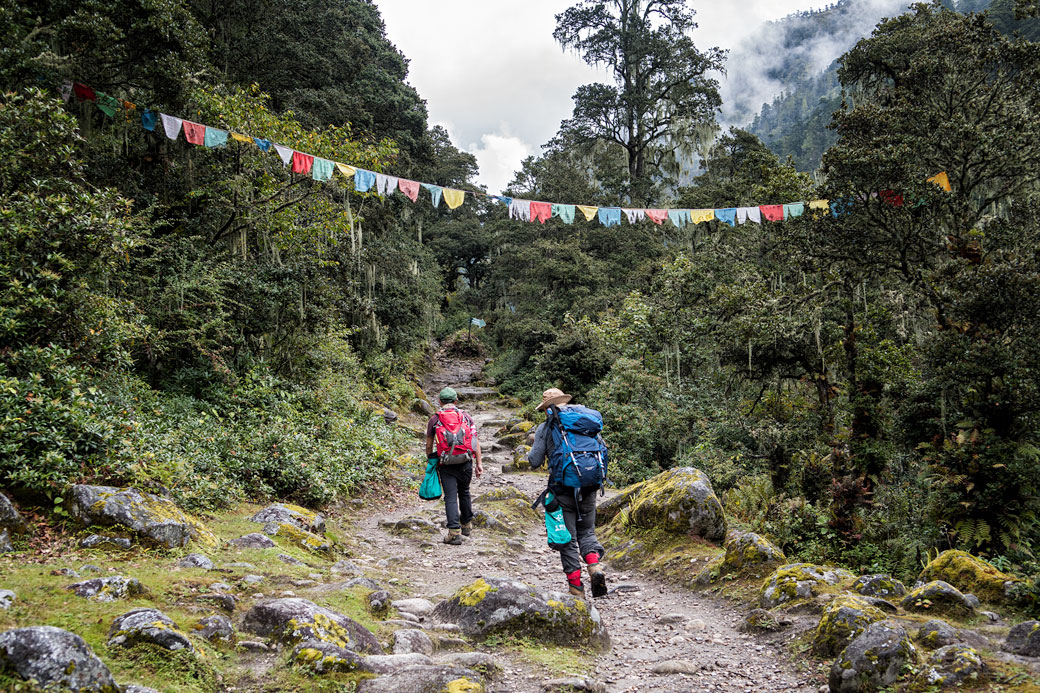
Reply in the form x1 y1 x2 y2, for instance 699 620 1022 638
482 634 593 678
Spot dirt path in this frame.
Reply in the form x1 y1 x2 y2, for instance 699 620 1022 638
354 358 821 692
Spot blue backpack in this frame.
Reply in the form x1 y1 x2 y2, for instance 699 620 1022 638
548 405 608 490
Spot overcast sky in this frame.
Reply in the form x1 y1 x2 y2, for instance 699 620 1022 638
377 1 831 194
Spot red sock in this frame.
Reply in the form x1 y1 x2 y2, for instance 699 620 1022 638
584 552 599 565
566 569 582 587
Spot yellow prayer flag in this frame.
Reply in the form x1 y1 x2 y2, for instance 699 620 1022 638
577 205 598 222
691 209 715 224
927 171 951 192
443 188 465 209
809 199 830 217
230 132 253 144
336 163 357 178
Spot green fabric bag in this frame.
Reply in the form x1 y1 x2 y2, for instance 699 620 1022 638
419 457 442 500
543 491 573 549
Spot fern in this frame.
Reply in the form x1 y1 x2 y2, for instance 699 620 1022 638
954 517 991 549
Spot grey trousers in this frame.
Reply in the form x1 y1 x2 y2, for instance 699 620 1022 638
555 487 604 574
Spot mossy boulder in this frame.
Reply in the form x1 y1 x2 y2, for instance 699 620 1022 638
595 481 647 527
851 574 906 599
431 577 609 649
241 597 381 654
69 485 217 549
913 644 985 688
812 595 886 656
915 620 959 650
67 576 145 602
262 522 333 553
918 550 1020 602
108 608 193 652
356 665 485 693
0 626 119 692
291 639 364 673
740 609 791 633
901 581 976 618
1002 619 1040 656
759 563 855 609
718 530 786 579
250 503 325 535
625 468 726 541
828 621 916 693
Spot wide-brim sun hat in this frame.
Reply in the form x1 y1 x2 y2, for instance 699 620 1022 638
536 387 573 411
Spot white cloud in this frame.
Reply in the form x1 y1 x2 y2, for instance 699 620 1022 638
466 130 534 196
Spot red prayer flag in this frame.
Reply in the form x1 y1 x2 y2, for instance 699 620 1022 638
183 121 205 145
530 201 552 224
73 83 96 102
645 209 667 225
292 151 314 175
398 179 420 202
760 205 784 222
880 190 904 207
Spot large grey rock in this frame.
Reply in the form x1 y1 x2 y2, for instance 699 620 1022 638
915 644 985 687
69 485 217 549
0 590 14 610
759 564 856 608
0 626 118 692
393 629 434 656
625 467 726 541
851 574 907 599
241 598 381 653
717 530 786 579
356 664 484 693
108 608 193 652
194 614 235 644
1003 620 1040 656
228 533 275 549
432 577 609 649
0 492 25 533
67 576 145 602
176 553 214 570
916 620 958 650
901 580 976 618
393 598 436 618
250 503 325 535
829 622 916 692
362 653 434 674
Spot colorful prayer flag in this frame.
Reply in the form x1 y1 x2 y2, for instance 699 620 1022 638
182 121 205 145
422 183 442 207
783 202 805 219
274 144 293 166
737 207 761 224
552 204 576 224
398 179 420 202
355 169 377 193
577 205 598 222
530 201 551 223
645 209 667 225
444 188 466 210
598 208 622 227
203 127 228 148
141 110 158 132
760 205 784 222
715 208 737 226
928 171 951 192
160 114 183 140
312 158 334 181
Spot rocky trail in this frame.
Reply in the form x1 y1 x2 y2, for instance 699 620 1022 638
354 356 821 692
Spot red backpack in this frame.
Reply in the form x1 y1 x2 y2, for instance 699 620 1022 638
434 407 475 465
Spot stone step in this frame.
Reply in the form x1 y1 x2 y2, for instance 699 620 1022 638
452 387 499 402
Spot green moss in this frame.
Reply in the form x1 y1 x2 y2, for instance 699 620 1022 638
811 595 885 656
454 579 497 607
919 549 1020 602
444 677 484 693
270 523 333 553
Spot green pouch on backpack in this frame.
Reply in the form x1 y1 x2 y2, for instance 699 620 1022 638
418 457 442 501
543 491 572 550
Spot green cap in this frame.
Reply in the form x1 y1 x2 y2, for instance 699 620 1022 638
439 387 458 403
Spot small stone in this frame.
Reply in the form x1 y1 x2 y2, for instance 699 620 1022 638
277 553 305 566
237 640 270 652
80 534 132 549
652 659 703 674
194 614 235 644
392 628 434 656
67 576 144 602
344 577 382 591
0 590 14 610
78 564 102 574
177 553 214 570
51 568 79 578
331 559 363 575
359 652 433 674
210 582 232 592
197 593 236 614
224 562 257 569
0 530 12 553
291 579 316 587
229 533 275 550
542 676 607 692
242 574 265 585
656 613 686 625
369 590 391 616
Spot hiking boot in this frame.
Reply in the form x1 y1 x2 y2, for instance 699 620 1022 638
444 530 463 545
461 522 473 537
588 563 607 598
568 583 586 598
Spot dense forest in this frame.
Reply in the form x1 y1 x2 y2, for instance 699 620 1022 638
3 0 1040 608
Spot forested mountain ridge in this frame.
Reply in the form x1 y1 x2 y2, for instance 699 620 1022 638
746 0 1040 170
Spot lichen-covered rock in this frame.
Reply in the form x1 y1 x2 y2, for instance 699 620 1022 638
369 590 391 616
901 581 976 618
0 590 14 610
740 609 791 633
262 522 333 553
69 485 217 549
393 629 434 656
356 664 485 693
718 530 786 579
1002 619 1040 656
0 626 119 692
812 595 886 656
68 576 145 602
177 553 214 570
80 534 132 550
919 550 1020 602
828 621 916 692
241 597 381 653
625 468 726 541
915 620 958 650
108 608 193 652
194 614 235 644
229 533 275 549
361 653 434 674
759 564 855 608
291 639 363 673
431 577 609 649
851 574 906 599
595 481 647 527
914 644 985 688
250 503 325 535
0 492 25 533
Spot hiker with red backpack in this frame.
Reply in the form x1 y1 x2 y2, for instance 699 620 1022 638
528 388 608 599
426 387 483 545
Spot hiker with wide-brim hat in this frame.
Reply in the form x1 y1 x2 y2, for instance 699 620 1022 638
425 387 483 545
528 387 608 598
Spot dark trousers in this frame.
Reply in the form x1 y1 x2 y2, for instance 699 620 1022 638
555 486 604 574
441 462 473 530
